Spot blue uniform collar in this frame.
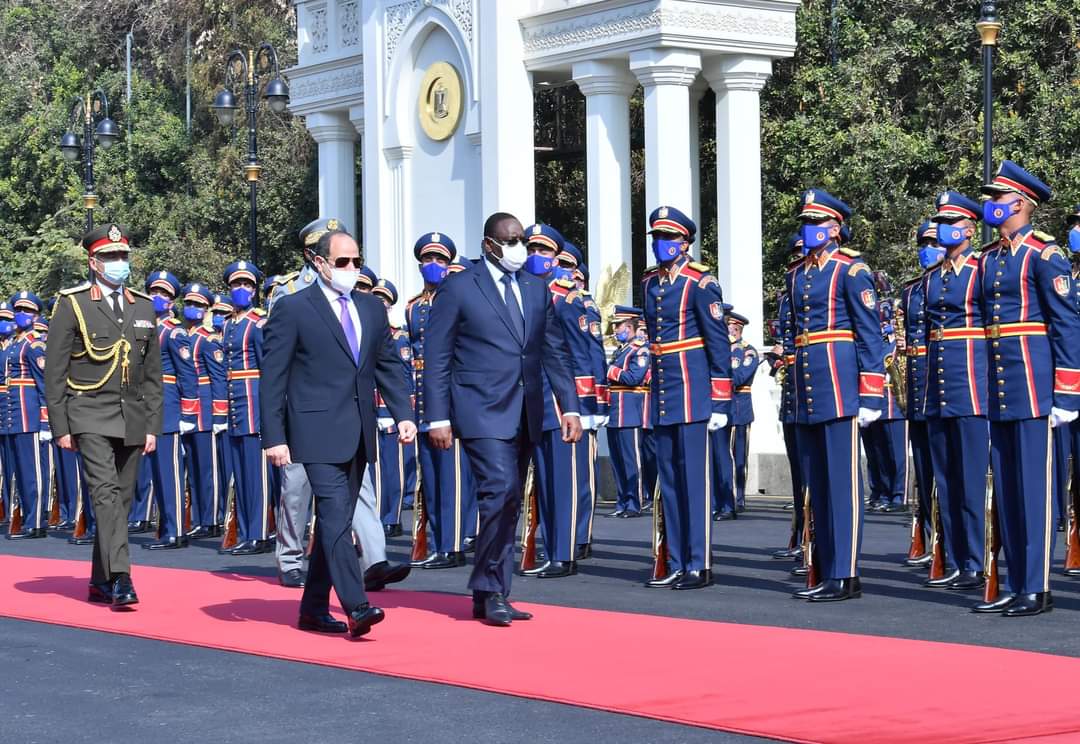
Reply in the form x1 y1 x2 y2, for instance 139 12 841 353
1004 223 1034 255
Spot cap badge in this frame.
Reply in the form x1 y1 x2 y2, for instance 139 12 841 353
940 193 949 204
658 207 669 219
431 232 440 242
532 225 542 235
108 225 122 242
327 219 339 231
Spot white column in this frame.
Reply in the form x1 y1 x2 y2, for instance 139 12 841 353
572 60 637 307
629 49 701 219
305 111 357 226
689 77 708 252
383 145 413 313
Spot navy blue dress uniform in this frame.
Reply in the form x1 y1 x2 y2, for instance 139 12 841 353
1054 207 1080 535
641 206 733 590
636 321 658 509
862 327 908 511
0 302 12 527
973 162 1080 616
371 278 418 534
406 232 477 567
181 283 228 537
710 302 737 520
211 293 234 525
775 236 806 555
605 306 651 517
727 312 759 513
900 221 940 558
5 292 52 538
784 189 886 601
920 192 990 588
222 261 277 554
128 448 154 530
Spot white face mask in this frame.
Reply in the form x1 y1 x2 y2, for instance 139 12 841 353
329 267 359 294
491 238 527 273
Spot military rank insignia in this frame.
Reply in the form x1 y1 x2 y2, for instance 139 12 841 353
710 302 722 319
400 346 412 361
1054 276 1070 296
36 356 45 370
636 351 648 367
861 289 875 309
578 316 588 332
179 346 191 360
213 350 224 363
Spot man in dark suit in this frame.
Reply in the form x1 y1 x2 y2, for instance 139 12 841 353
260 230 416 638
424 212 581 626
45 223 164 608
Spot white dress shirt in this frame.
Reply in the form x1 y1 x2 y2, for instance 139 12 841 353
95 279 124 316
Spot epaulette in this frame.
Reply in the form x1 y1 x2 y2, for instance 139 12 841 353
688 261 710 273
406 292 425 306
59 283 91 296
681 262 705 281
1034 230 1056 244
839 247 862 258
279 271 299 284
565 290 580 304
253 307 267 317
127 287 151 301
554 278 575 289
170 326 188 337
848 262 870 277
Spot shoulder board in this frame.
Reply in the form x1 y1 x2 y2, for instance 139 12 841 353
848 262 870 277
128 288 151 300
565 290 581 304
1034 230 1056 244
59 283 91 296
194 326 211 337
839 247 861 258
1041 246 1063 261
253 308 266 316
688 261 710 273
30 340 46 351
243 309 262 321
554 278 575 289
280 271 299 283
171 326 188 337
406 292 425 306
680 263 705 280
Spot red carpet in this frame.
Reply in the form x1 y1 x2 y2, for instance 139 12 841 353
2 554 1079 744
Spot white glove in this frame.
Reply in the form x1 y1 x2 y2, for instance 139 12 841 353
596 415 609 429
212 423 228 435
708 413 728 432
39 429 52 443
377 417 395 432
179 421 196 434
857 407 882 428
578 415 595 430
1050 407 1079 429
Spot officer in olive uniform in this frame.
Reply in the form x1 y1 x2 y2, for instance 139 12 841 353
45 223 164 607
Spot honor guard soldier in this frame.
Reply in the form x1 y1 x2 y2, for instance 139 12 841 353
1056 207 1080 541
710 302 737 521
262 275 283 310
6 292 51 539
141 271 198 549
605 306 651 518
0 302 14 529
727 310 759 514
356 265 378 293
971 161 1080 616
211 293 235 527
920 192 990 590
785 190 886 602
407 231 477 568
45 223 163 607
898 221 941 566
636 318 658 511
180 283 227 539
863 307 907 513
642 206 732 591
222 260 276 556
519 226 595 577
372 279 418 537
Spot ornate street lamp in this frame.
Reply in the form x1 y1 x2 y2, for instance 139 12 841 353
59 88 120 231
977 2 1002 244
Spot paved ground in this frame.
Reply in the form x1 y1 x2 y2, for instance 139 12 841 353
2 502 1079 743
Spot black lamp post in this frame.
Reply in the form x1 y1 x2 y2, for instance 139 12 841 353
977 2 1002 244
212 43 290 265
60 89 120 232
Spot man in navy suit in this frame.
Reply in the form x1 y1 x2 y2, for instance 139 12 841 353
260 230 416 638
423 212 582 626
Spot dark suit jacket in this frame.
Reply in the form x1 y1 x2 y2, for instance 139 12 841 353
423 259 579 443
45 283 164 446
259 283 414 465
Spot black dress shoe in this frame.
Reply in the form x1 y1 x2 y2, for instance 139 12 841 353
9 527 47 539
882 502 906 513
712 510 736 521
143 536 189 550
420 551 466 569
772 546 799 559
383 523 403 538
646 570 684 588
185 526 214 539
972 593 1018 613
480 594 513 627
903 553 933 568
924 569 961 588
807 578 862 602
622 510 642 518
1002 592 1053 617
220 540 255 555
229 539 273 556
463 537 476 553
68 531 95 545
1057 518 1066 533
945 570 985 591
347 604 385 637
472 594 532 621
55 520 75 530
279 569 306 588
87 581 113 604
793 582 826 599
1065 567 1080 578
127 520 152 534
790 564 809 577
298 613 348 633
641 501 654 513
606 509 626 518
110 574 138 608
574 544 591 560
207 525 224 538
673 569 712 590
534 560 577 578
364 561 411 591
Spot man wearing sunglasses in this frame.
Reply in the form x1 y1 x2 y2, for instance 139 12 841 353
423 212 581 626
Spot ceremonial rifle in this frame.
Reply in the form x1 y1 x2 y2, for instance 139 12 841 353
1065 458 1080 572
519 462 539 572
983 469 1000 604
927 485 946 581
906 478 927 561
651 480 668 580
801 486 819 587
410 475 428 563
220 488 238 551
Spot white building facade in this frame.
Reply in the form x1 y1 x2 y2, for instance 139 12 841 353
287 0 799 492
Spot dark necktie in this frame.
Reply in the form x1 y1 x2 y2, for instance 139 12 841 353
500 272 524 341
111 293 124 322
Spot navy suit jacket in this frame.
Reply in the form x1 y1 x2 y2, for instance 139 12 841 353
259 283 414 465
423 259 579 443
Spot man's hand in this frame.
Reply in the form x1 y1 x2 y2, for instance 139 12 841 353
428 425 453 450
561 414 583 443
57 434 77 452
397 420 418 444
265 444 292 467
143 434 157 455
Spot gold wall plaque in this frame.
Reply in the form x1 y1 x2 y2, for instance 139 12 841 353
417 62 463 142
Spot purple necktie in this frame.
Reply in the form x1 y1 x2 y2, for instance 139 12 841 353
337 295 359 364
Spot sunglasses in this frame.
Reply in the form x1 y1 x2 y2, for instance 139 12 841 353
323 256 363 269
487 236 525 248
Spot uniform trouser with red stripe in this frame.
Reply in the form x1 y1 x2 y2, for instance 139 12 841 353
861 420 907 506
782 423 805 537
991 418 1055 595
216 432 233 524
128 455 153 523
796 417 864 580
574 431 598 548
908 420 933 544
1051 422 1080 523
0 435 14 518
709 425 735 515
12 432 50 530
230 434 273 543
418 436 477 553
640 428 658 504
606 426 644 514
655 421 712 573
732 424 750 508
374 431 417 527
149 432 186 540
533 430 590 562
184 431 221 528
927 416 988 574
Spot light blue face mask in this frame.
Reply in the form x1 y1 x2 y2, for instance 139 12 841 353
100 259 130 285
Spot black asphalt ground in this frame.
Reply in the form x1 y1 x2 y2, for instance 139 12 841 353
2 502 1078 743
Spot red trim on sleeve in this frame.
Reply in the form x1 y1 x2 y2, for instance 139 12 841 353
180 398 200 415
859 372 885 397
212 400 228 416
575 377 596 397
711 378 732 401
1055 368 1080 394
